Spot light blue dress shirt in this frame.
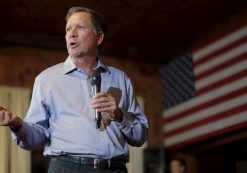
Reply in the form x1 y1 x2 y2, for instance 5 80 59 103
12 56 148 161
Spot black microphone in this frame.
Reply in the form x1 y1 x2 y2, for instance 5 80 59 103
91 68 101 129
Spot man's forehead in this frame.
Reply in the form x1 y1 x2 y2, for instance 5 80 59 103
67 12 91 21
66 12 92 25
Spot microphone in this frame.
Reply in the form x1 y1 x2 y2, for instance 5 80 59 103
91 68 101 129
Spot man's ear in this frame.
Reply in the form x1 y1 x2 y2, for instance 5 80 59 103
97 31 104 46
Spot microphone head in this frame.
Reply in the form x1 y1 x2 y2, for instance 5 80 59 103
91 68 101 86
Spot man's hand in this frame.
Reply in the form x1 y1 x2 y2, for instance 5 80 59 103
0 106 22 131
91 92 123 122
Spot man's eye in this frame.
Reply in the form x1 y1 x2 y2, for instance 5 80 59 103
77 25 85 29
66 27 71 32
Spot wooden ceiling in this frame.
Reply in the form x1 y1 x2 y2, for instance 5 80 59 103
0 0 246 63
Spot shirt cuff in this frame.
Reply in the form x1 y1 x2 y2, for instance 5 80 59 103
115 109 134 131
12 121 30 141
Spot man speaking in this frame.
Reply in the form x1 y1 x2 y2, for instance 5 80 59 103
0 7 148 173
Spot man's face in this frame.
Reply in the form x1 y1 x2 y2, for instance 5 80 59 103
170 160 185 173
65 12 103 58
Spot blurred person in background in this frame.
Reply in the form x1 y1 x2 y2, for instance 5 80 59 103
170 158 187 173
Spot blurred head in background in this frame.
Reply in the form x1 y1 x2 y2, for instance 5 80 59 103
170 158 187 173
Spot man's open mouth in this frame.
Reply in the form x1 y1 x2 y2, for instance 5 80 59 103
70 42 79 48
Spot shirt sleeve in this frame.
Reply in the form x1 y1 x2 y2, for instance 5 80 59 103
115 74 148 147
12 77 51 150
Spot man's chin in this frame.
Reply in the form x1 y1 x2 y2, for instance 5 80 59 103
69 52 85 58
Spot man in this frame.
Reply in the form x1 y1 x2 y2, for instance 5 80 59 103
170 158 187 173
0 7 148 173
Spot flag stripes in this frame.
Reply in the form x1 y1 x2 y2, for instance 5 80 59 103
162 23 247 148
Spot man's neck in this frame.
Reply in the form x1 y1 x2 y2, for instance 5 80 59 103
71 55 97 75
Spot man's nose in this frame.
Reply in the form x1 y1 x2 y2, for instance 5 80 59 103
70 28 78 38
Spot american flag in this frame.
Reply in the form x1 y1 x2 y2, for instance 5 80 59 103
161 24 247 149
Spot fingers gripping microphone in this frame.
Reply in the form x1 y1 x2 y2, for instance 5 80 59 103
91 69 102 129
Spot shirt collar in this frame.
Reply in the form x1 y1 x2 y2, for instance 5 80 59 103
63 56 110 75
